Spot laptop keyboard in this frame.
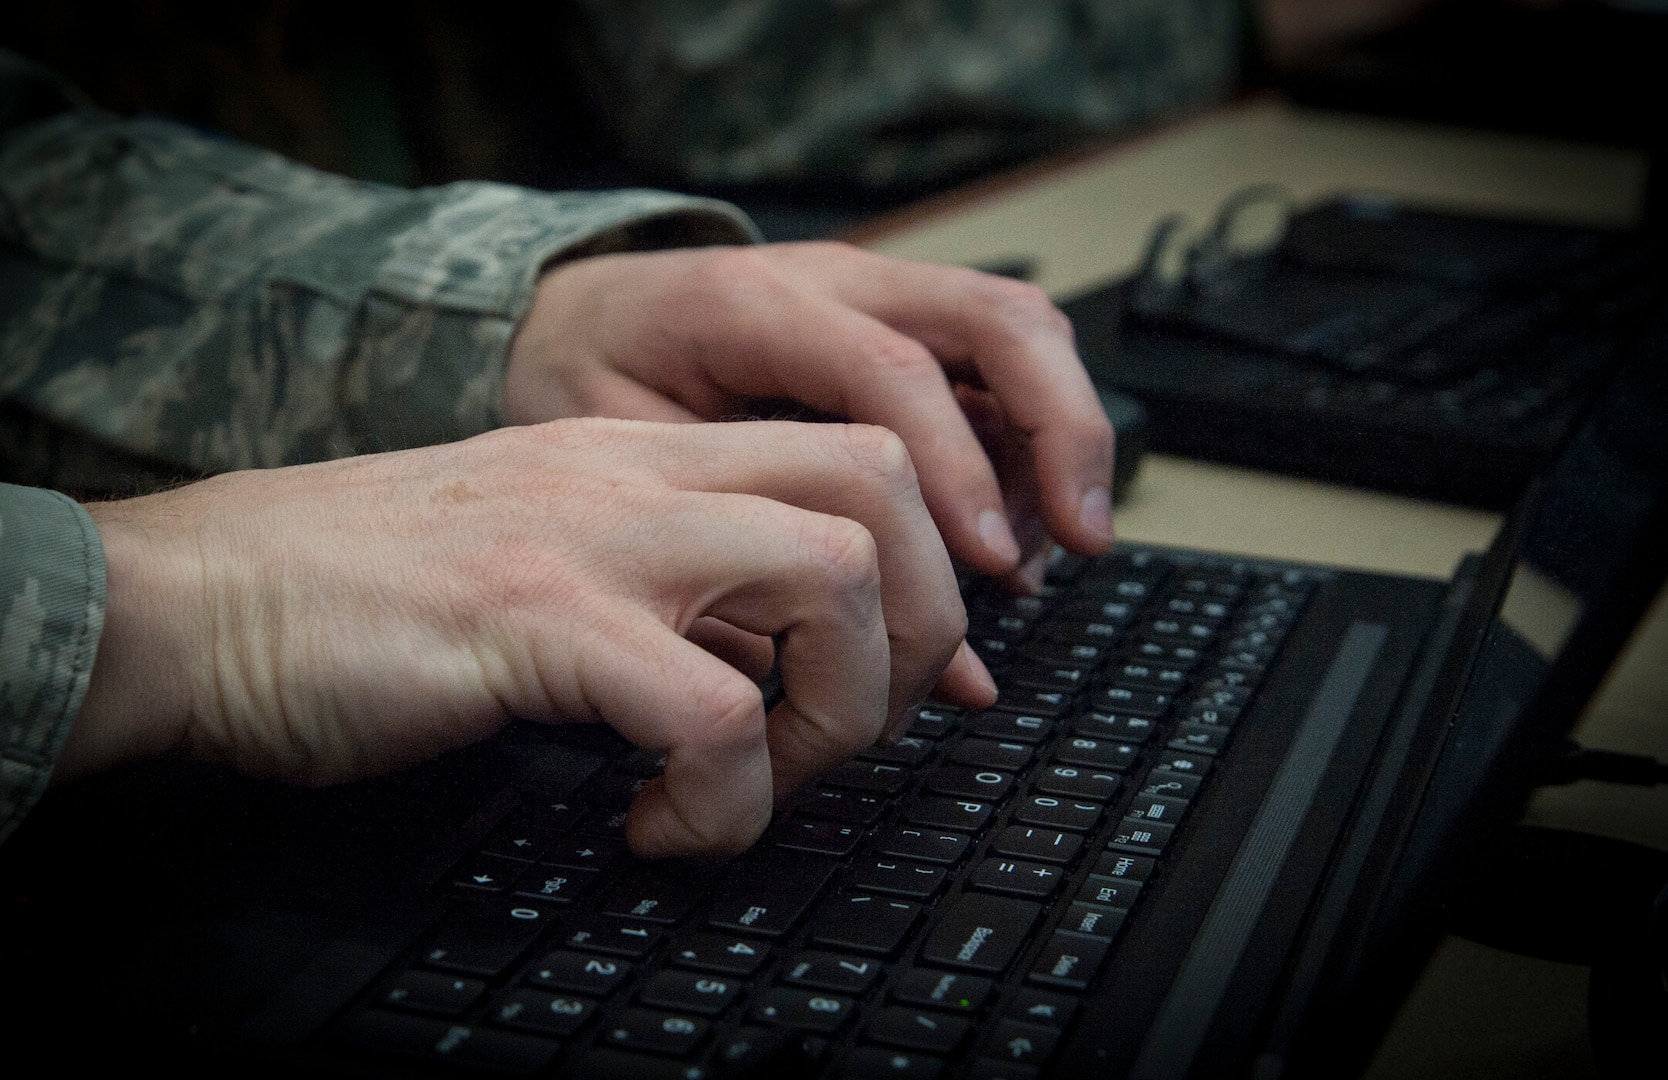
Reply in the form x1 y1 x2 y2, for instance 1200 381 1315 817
331 547 1320 1078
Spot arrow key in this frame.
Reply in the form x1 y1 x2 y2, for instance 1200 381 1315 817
984 1020 1058 1065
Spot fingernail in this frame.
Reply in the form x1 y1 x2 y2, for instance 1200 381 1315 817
1016 549 1048 594
961 642 998 699
1080 487 1113 545
978 508 1023 565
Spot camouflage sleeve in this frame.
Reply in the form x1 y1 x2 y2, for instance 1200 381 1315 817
0 482 105 844
562 0 1246 188
0 50 760 487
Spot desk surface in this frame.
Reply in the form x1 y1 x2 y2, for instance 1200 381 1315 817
850 96 1663 1079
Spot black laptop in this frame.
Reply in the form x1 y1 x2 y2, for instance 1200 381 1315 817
2 287 1663 1079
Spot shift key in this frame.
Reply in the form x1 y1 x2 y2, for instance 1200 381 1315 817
920 893 1042 974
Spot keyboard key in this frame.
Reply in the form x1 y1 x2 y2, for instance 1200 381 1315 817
907 706 959 739
670 934 771 977
991 826 1082 864
451 854 518 893
706 849 838 937
920 893 1042 973
1060 902 1126 940
525 950 631 996
1027 931 1109 991
850 858 948 900
1020 640 1106 668
810 893 922 956
967 1059 1040 1080
336 1010 559 1076
1125 794 1189 826
865 1007 972 1054
1147 750 1214 778
1032 765 1121 801
982 1020 1059 1067
890 969 993 1013
775 817 865 856
1107 821 1176 857
1088 686 1172 717
923 766 1015 802
823 760 912 795
1004 989 1078 1029
798 786 887 825
600 868 706 924
542 838 627 873
710 1028 811 1074
420 900 552 977
1002 662 1091 694
560 918 662 958
479 818 564 862
600 1008 708 1056
1092 851 1157 883
994 687 1073 717
1186 701 1242 728
781 952 883 995
1012 794 1104 833
949 738 1035 772
860 736 936 767
1138 771 1202 800
968 858 1067 899
377 970 486 1016
901 796 994 832
1168 722 1230 756
1104 662 1191 692
511 863 598 905
487 988 595 1038
875 827 973 866
1051 736 1140 771
1077 875 1143 910
839 1046 946 1079
571 1050 714 1079
751 988 856 1033
1071 710 1158 744
1127 640 1202 667
962 711 1054 743
637 969 740 1015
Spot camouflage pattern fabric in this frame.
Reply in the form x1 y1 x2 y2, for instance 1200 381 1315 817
0 48 757 839
0 483 105 843
564 0 1245 188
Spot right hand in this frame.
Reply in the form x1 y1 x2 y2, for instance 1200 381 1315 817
67 418 995 856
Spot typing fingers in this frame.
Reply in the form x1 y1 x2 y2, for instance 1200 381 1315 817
768 243 1117 560
644 420 990 732
571 488 891 856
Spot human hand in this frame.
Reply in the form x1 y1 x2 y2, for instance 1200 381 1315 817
502 242 1115 590
67 418 994 856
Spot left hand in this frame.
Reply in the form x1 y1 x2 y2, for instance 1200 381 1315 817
502 241 1115 589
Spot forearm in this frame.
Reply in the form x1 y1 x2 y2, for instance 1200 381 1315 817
0 65 757 483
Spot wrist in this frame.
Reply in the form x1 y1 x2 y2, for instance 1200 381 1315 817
60 494 207 782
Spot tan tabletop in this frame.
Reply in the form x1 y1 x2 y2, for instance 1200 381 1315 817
851 96 1663 1078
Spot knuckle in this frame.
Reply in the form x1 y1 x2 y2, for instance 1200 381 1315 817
859 331 937 378
803 514 882 599
834 423 918 494
979 274 1073 339
687 671 768 756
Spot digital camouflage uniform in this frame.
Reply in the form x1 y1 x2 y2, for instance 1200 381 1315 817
1 2 1245 840
564 0 1243 187
0 48 757 842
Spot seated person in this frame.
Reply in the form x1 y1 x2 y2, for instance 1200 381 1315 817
0 48 1113 857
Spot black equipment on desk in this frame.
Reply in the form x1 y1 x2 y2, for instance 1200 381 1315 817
1062 190 1662 508
2 253 1666 1079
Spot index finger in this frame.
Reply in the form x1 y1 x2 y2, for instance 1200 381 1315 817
777 245 1116 558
